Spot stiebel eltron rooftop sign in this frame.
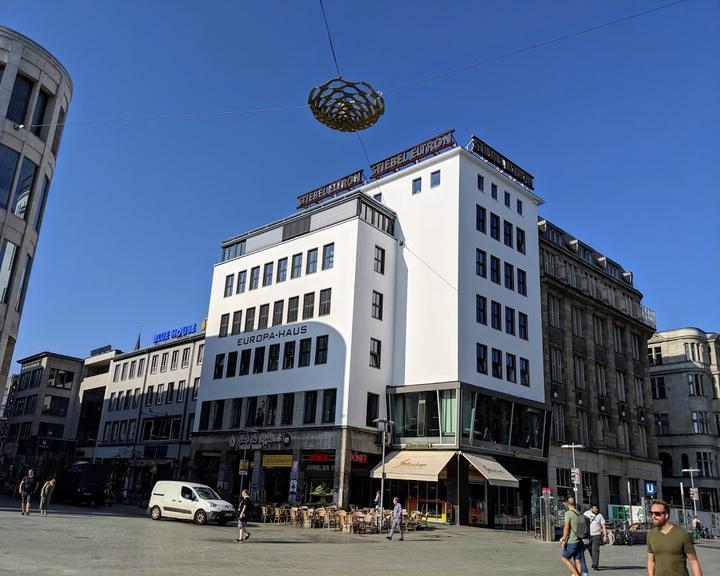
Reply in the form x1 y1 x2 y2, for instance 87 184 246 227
370 130 456 179
297 169 365 209
469 135 534 190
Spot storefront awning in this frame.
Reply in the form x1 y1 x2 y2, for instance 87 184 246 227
462 453 519 488
371 450 455 482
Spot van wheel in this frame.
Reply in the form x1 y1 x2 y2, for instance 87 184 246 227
150 506 162 521
194 510 207 525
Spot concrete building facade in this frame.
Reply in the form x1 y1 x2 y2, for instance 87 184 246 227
539 218 662 513
0 27 73 399
2 352 84 480
193 131 550 526
648 328 720 512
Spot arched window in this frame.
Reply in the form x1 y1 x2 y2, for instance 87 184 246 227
659 452 673 477
681 453 689 470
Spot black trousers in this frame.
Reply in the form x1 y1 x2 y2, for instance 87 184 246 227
588 535 602 567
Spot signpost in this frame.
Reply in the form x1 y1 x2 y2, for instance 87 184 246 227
561 444 584 504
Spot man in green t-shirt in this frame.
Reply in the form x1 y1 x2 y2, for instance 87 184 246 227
647 499 703 576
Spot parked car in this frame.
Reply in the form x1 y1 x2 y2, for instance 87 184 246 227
147 481 235 525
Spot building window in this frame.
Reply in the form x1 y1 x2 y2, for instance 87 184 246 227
506 353 517 383
571 306 584 337
366 393 379 426
476 249 486 277
166 382 175 404
613 324 625 353
265 395 278 426
230 398 243 428
517 269 527 296
268 343 280 371
491 348 502 379
236 270 247 293
291 253 302 278
578 410 589 446
504 191 511 207
595 363 607 396
520 358 530 386
491 182 498 199
287 296 299 323
490 256 500 284
412 178 422 194
691 411 708 434
430 170 440 187
277 258 288 282
303 292 315 319
109 392 116 411
231 310 243 335
477 174 485 191
239 349 251 375
504 262 514 290
283 341 296 369
476 343 488 374
298 338 312 367
503 221 513 247
319 288 332 316
303 391 317 424
11 157 38 220
244 397 257 427
0 145 20 211
374 246 385 274
371 291 383 320
6 74 33 124
634 377 645 407
196 344 204 365
651 377 666 399
696 451 714 477
145 386 154 406
616 371 627 402
505 306 515 335
258 304 270 329
160 353 169 372
249 266 260 290
219 313 230 337
550 347 564 383
476 295 487 325
548 295 561 327
192 377 199 399
315 335 329 365
476 205 486 233
593 316 605 346
0 240 19 303
516 199 523 215
518 312 528 340
490 213 500 240
688 374 703 396
224 274 234 297
281 394 294 425
491 301 501 330
516 227 526 254
370 338 382 369
322 243 334 270
170 350 178 370
181 348 190 368
573 355 586 390
156 384 165 405
655 413 670 436
226 351 238 377
272 301 284 326
253 347 266 373
213 354 225 379
552 403 566 443
263 262 273 287
113 365 120 382
177 381 185 403
322 389 336 423
244 307 256 332
306 248 318 274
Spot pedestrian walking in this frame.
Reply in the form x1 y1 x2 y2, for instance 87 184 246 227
647 499 703 576
18 468 38 516
691 516 701 542
559 495 589 576
234 489 252 543
385 496 404 541
39 478 56 516
583 503 608 570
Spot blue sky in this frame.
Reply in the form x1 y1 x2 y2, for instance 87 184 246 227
4 0 718 363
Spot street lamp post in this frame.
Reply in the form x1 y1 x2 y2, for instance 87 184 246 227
681 468 700 519
373 417 394 533
561 444 584 504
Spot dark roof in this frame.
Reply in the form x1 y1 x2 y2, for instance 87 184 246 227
17 351 84 365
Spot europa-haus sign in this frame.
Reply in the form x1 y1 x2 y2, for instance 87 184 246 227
153 323 198 344
370 130 456 179
297 170 364 209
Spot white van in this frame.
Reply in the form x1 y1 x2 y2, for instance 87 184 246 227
148 481 235 525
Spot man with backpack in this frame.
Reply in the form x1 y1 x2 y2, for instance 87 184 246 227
559 495 589 576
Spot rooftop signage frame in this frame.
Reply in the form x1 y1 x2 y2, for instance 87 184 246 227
469 135 534 190
297 169 365 209
370 130 456 179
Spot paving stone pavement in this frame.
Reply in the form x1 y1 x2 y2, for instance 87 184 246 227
1 497 718 576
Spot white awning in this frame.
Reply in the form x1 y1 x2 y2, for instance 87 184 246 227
462 452 519 488
371 450 455 482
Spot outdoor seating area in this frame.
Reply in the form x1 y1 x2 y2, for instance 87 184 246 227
257 505 431 534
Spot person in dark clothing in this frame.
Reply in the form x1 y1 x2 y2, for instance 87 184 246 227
18 468 38 516
235 489 252 543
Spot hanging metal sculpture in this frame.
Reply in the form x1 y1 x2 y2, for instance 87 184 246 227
308 77 384 132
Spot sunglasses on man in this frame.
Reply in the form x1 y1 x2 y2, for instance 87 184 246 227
650 511 668 516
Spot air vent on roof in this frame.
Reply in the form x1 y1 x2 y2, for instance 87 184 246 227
282 215 311 241
567 238 579 252
596 255 607 269
622 271 633 284
538 219 547 232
